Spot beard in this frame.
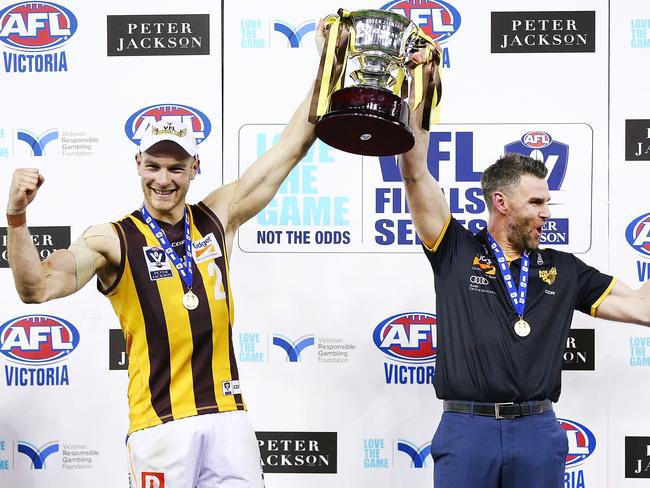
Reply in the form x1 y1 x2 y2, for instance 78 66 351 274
506 214 539 251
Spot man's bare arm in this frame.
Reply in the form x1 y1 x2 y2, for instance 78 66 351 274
201 92 315 237
6 168 118 303
595 280 650 326
9 223 118 303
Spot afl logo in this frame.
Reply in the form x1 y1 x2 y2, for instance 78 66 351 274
0 315 80 365
125 103 212 147
0 2 77 52
521 131 552 149
558 418 597 468
373 312 436 363
381 0 461 44
625 213 650 258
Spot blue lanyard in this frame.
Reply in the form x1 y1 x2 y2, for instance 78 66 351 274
140 204 194 291
486 233 529 317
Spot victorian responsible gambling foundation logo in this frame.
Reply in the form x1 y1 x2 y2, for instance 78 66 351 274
15 128 58 156
0 1 77 73
273 20 315 48
373 312 437 385
272 334 315 362
397 440 432 468
16 441 59 469
625 212 650 282
0 314 80 386
125 104 211 148
381 0 461 68
560 418 597 487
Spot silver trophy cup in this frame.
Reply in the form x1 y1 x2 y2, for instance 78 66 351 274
313 9 440 156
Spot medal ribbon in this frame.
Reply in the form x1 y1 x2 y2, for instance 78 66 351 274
140 204 193 291
487 233 529 317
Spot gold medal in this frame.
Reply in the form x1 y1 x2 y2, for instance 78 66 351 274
514 318 530 337
182 290 199 310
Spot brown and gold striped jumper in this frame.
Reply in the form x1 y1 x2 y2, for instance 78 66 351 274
100 202 245 434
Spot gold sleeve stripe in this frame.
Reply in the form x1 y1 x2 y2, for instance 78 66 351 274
424 214 452 252
591 277 617 317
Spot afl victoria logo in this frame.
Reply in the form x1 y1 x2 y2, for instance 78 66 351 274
0 315 80 364
0 2 77 51
559 418 597 468
625 213 650 258
381 0 462 43
373 312 436 363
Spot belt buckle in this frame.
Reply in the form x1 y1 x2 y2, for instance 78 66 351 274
494 402 515 419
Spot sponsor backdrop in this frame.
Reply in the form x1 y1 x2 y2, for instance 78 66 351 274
0 0 648 487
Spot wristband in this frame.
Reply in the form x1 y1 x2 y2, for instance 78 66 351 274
6 211 26 227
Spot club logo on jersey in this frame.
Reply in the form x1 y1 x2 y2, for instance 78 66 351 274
125 104 211 148
559 418 597 468
272 334 315 362
504 131 568 191
373 313 436 363
472 254 496 275
0 315 79 364
192 233 222 263
539 266 557 285
142 472 165 488
143 246 173 280
625 213 650 258
0 2 77 51
381 0 461 44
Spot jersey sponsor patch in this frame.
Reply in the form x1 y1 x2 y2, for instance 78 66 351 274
222 379 241 396
472 254 496 275
143 246 173 280
192 232 222 263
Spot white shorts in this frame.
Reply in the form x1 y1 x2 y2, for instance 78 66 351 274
127 411 265 488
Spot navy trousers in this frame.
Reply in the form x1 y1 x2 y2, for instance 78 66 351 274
430 409 568 488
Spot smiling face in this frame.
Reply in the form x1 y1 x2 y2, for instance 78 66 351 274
136 141 199 223
503 174 551 251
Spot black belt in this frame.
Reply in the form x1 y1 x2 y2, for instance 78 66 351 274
443 399 553 419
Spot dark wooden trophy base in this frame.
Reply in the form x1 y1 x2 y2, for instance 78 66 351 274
315 86 414 156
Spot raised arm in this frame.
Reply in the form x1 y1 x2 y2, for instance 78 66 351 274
201 21 329 250
399 53 450 250
6 169 118 303
201 90 316 243
594 279 650 326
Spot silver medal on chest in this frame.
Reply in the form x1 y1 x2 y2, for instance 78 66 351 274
182 290 199 310
514 319 530 337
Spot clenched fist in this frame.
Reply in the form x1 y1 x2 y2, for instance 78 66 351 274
7 168 45 214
